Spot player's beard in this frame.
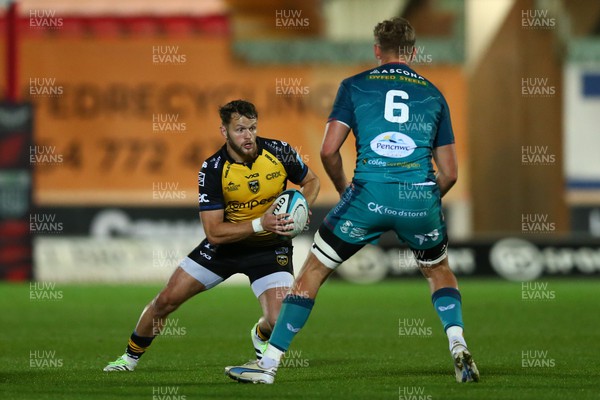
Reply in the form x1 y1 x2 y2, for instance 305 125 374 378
226 133 257 162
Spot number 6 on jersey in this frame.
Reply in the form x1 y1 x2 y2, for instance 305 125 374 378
384 90 409 124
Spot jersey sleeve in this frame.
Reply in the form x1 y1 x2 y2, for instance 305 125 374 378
264 140 308 185
198 161 224 211
281 142 308 184
433 96 455 148
328 79 354 128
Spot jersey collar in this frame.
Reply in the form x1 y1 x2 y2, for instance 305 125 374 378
380 62 413 71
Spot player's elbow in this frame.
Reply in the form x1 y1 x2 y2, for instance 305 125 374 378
438 164 458 185
320 147 338 163
442 172 458 191
205 234 218 245
304 172 320 191
304 178 320 207
446 171 458 186
205 232 225 246
437 167 457 191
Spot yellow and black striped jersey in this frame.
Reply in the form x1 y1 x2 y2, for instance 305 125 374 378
198 137 308 246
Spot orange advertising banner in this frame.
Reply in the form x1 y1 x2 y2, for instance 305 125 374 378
13 37 468 206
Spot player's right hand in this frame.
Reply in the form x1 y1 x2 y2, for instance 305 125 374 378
261 202 295 236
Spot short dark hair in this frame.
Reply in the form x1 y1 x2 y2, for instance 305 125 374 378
373 17 416 56
219 100 258 125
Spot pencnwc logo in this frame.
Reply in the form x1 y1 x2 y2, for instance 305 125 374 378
248 179 260 193
370 132 416 158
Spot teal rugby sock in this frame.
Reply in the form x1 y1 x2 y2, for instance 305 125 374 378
268 295 315 352
432 287 464 331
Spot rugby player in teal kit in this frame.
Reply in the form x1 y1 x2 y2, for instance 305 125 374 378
226 17 479 384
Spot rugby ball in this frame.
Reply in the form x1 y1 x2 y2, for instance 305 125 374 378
273 189 309 238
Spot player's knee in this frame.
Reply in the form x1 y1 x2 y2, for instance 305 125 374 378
419 258 456 281
153 290 181 316
299 253 334 283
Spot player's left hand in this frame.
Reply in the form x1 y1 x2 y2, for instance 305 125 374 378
261 202 295 236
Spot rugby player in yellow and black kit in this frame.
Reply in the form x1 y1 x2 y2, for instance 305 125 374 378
103 100 319 372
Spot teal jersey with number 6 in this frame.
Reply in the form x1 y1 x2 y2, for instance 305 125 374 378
328 62 454 184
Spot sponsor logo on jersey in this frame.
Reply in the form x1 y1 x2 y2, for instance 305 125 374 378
198 172 206 187
245 172 259 179
227 195 277 210
349 227 367 240
264 152 279 165
363 158 421 168
198 193 209 203
340 220 353 234
224 181 240 192
367 74 428 85
275 247 289 255
248 179 260 193
370 68 425 80
266 171 282 180
370 132 416 158
367 202 428 217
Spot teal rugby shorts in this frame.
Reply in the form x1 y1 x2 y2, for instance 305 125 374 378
317 179 448 265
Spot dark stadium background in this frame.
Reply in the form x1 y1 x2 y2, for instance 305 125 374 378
1 1 599 399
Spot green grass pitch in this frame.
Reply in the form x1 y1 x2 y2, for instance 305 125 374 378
2 278 598 399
